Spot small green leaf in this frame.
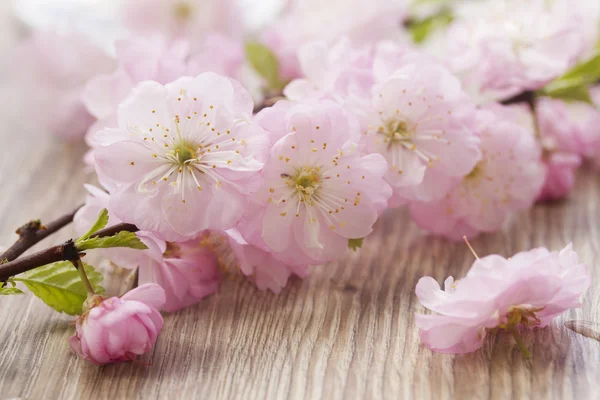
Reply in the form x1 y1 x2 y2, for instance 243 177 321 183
348 238 364 251
0 282 24 295
78 208 109 241
245 41 284 90
540 52 600 103
408 10 453 44
76 231 148 251
13 261 105 315
538 84 593 104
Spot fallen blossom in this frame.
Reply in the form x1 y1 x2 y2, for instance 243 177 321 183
415 243 590 356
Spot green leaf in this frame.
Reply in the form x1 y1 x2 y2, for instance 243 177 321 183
245 41 284 90
13 261 105 315
538 84 593 105
348 238 364 251
408 10 453 44
76 231 148 251
0 282 24 295
540 52 600 103
78 208 109 241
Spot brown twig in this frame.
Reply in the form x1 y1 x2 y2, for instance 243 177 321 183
0 205 83 263
500 90 535 107
91 223 138 239
0 222 139 283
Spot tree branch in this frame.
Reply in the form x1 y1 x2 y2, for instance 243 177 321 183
91 223 138 239
0 222 139 283
0 205 83 263
500 90 535 107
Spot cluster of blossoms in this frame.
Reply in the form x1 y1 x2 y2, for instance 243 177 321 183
7 0 598 363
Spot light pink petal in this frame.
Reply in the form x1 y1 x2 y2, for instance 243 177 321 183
121 283 167 309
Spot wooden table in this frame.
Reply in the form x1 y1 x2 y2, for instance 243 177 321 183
1 8 600 400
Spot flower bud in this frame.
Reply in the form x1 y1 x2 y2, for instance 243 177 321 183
69 283 166 365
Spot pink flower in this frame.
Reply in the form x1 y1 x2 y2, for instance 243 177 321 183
9 30 114 140
188 34 263 103
244 100 392 265
364 62 481 205
93 73 268 241
283 38 375 103
75 185 220 312
415 244 590 355
225 229 308 293
284 39 426 127
121 0 242 46
410 104 544 240
137 234 220 312
536 152 582 202
69 283 166 364
83 36 201 135
437 0 586 101
262 0 407 78
536 90 600 159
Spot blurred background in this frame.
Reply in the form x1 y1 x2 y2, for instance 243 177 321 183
12 0 286 52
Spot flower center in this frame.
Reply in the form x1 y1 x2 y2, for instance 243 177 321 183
171 140 198 165
286 166 322 205
380 120 412 147
174 2 193 20
465 163 483 181
163 242 182 258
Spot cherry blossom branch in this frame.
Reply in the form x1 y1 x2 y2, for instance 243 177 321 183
500 90 535 107
0 205 83 263
0 222 139 283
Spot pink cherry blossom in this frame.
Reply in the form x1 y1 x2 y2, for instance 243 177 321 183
415 244 590 355
9 30 114 140
83 36 202 136
536 152 582 202
436 0 586 102
93 73 268 241
536 89 600 159
285 39 480 205
122 0 242 46
410 104 544 240
74 185 220 312
225 229 308 293
137 234 221 312
188 34 264 104
244 100 392 265
69 283 166 364
82 35 257 171
261 0 407 78
283 38 376 104
364 63 481 205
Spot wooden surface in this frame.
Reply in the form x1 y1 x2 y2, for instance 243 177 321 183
1 9 600 400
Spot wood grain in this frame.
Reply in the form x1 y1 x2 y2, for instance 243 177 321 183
1 8 600 400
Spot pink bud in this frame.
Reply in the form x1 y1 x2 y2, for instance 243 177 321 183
69 284 166 365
